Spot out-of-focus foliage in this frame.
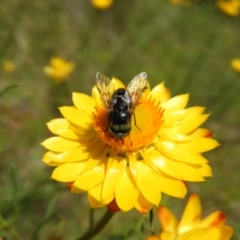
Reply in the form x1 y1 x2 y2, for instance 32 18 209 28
0 0 240 239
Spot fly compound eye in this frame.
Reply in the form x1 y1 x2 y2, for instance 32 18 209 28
119 125 130 134
110 125 120 135
110 125 131 137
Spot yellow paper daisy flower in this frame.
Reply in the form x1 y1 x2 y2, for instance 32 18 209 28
146 194 233 240
91 0 113 10
217 0 240 17
3 61 15 73
41 72 219 213
43 57 75 83
231 58 240 73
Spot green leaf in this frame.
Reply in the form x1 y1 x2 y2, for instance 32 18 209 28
0 84 19 98
30 196 59 240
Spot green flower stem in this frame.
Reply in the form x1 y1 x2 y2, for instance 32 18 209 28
89 208 94 229
76 210 114 240
149 209 154 235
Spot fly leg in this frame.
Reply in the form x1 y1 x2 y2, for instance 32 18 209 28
133 112 141 132
128 135 133 145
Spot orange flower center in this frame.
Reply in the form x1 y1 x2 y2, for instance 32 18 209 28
93 95 163 152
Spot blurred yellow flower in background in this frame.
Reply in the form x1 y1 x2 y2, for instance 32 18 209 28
146 194 233 240
91 0 113 10
3 61 15 73
217 0 240 16
43 57 75 83
231 58 240 73
41 73 219 213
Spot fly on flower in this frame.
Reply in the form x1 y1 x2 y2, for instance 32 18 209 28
96 72 147 138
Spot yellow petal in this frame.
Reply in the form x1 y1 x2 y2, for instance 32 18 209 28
45 148 89 163
72 164 105 192
162 107 205 128
179 138 219 153
142 150 183 179
87 192 107 208
41 137 80 152
135 191 154 214
92 85 102 105
197 163 212 177
159 231 176 240
42 151 63 166
157 206 178 232
162 94 189 112
190 128 213 138
219 226 234 240
162 110 189 128
155 141 208 164
151 82 171 103
177 114 210 134
47 118 70 133
136 161 161 206
182 106 206 120
178 228 221 240
88 184 114 205
143 80 151 95
51 162 86 182
69 125 96 140
199 211 226 228
142 148 204 181
128 153 138 180
72 92 96 114
115 166 139 212
179 194 202 233
159 129 195 142
143 148 188 183
59 106 92 129
102 152 126 200
111 77 125 88
84 144 109 171
47 118 78 140
154 175 187 198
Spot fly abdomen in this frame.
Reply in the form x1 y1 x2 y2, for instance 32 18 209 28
109 110 131 137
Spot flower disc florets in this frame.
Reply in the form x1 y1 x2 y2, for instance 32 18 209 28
93 95 163 152
41 74 219 213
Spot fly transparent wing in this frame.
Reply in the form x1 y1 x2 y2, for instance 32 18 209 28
127 72 147 111
95 72 115 112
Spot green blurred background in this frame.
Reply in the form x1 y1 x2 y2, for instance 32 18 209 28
0 0 240 239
